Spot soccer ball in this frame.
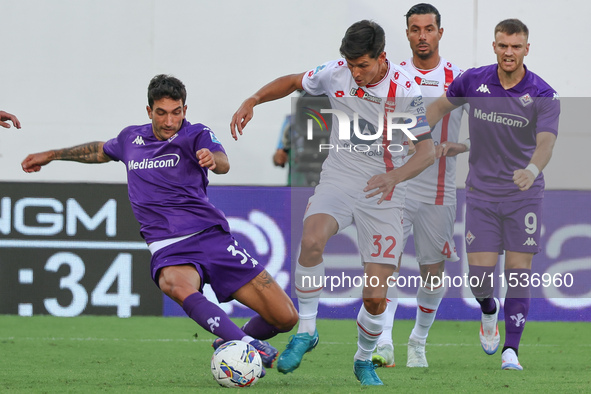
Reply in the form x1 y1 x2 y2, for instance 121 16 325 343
211 340 263 388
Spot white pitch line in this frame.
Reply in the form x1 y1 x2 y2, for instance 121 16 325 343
0 336 588 347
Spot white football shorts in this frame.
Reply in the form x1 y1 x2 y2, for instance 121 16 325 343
304 182 403 266
402 198 459 265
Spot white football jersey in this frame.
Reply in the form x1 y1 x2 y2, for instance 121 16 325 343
399 57 465 205
301 59 430 207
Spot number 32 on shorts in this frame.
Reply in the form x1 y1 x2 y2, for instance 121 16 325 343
371 235 397 259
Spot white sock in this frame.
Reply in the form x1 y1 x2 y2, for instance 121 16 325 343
354 304 386 361
410 283 444 342
377 276 398 347
297 298 318 335
295 262 325 335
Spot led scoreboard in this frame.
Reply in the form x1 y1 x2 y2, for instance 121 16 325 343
0 182 162 317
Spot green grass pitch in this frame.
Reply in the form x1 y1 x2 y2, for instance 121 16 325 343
0 315 589 392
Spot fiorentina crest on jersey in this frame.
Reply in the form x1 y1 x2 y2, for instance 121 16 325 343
519 93 533 107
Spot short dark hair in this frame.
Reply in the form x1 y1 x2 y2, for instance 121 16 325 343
147 74 187 108
495 19 529 39
339 20 385 60
405 3 441 28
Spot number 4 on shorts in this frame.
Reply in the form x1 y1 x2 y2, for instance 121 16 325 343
441 242 455 259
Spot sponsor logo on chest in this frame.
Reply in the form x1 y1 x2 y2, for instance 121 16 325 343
414 76 439 87
127 154 180 171
350 87 382 104
473 108 529 128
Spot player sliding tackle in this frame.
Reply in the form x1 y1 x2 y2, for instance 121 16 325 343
231 20 434 386
21 74 298 376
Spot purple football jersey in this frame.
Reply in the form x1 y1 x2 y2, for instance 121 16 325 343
447 64 560 201
103 120 230 243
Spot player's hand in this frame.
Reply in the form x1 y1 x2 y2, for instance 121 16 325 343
436 141 466 158
273 149 288 167
197 148 217 171
364 172 398 204
513 168 536 191
230 97 257 141
21 151 53 173
406 138 416 156
0 110 21 129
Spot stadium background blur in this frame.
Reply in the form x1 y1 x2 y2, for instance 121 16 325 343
1 0 589 188
0 0 589 323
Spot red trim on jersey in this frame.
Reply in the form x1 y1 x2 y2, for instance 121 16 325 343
381 80 398 202
411 58 441 75
435 68 455 205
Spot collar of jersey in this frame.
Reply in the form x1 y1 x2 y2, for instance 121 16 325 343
491 64 530 92
411 57 442 75
366 59 391 88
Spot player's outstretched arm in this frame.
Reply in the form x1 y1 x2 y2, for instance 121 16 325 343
513 131 557 191
426 94 458 128
230 73 305 140
21 141 111 173
436 140 468 158
364 138 435 204
0 110 21 129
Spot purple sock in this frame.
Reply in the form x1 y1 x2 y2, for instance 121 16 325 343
182 292 246 341
503 269 531 354
468 265 496 314
241 315 288 340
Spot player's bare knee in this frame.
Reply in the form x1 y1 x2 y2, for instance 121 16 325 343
274 297 298 330
420 262 444 285
285 303 299 329
261 302 297 332
159 275 196 306
299 234 326 262
362 297 387 315
161 282 185 305
276 306 299 331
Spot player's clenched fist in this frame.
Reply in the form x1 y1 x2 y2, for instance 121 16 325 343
22 151 54 173
513 168 536 191
197 148 217 171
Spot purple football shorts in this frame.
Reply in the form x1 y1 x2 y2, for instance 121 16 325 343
150 225 264 302
465 197 543 254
